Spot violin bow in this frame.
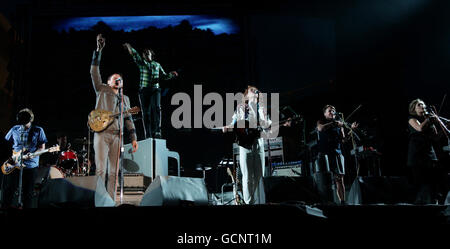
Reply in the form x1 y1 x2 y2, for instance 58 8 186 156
438 94 446 115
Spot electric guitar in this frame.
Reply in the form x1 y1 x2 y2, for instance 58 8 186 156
88 106 140 132
1 145 60 175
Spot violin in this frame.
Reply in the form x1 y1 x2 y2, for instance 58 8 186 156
425 106 450 136
333 115 369 140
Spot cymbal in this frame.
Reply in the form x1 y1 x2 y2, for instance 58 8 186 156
217 159 234 167
195 164 212 171
73 138 93 145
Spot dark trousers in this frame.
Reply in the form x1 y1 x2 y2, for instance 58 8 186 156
408 161 446 204
1 167 38 208
139 87 161 137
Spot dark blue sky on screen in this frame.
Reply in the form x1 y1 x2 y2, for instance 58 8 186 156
53 15 240 35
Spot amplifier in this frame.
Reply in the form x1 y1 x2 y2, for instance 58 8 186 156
271 161 303 176
233 137 283 153
121 174 151 190
443 145 450 152
233 137 284 162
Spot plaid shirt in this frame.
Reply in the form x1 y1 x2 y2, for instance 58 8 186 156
130 47 175 88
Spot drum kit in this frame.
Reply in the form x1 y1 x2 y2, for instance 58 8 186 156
50 137 93 178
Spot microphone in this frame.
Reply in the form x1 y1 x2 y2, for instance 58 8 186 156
115 78 122 87
254 90 260 94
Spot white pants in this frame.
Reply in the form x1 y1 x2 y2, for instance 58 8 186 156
94 132 120 201
239 138 266 205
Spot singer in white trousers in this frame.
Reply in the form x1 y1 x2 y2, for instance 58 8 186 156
224 85 271 205
239 138 266 205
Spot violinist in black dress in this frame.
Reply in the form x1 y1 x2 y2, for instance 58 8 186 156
316 105 358 204
407 99 443 204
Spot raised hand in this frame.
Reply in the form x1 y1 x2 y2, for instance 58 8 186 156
222 126 230 133
96 34 105 52
123 42 133 54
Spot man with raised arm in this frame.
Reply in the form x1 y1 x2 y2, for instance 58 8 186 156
91 34 138 201
123 42 178 138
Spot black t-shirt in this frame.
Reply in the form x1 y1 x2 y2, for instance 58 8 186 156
317 118 343 155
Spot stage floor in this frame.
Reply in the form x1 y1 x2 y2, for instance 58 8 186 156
0 203 450 233
2 177 449 247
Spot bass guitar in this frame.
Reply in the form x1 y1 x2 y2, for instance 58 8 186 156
1 145 60 175
88 106 140 132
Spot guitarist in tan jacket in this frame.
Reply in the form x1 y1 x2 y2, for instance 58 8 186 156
90 34 138 201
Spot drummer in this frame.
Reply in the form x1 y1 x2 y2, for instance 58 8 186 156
38 132 69 167
35 132 70 182
56 133 69 152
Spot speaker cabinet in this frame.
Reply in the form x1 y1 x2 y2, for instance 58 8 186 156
140 176 208 206
347 176 414 205
38 176 115 207
263 176 321 204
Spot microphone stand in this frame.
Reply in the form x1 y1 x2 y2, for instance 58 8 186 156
340 113 360 177
256 93 272 176
16 130 25 208
267 138 273 177
118 88 125 205
430 106 450 155
339 104 362 176
137 90 147 139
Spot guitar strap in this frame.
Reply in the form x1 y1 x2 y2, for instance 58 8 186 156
245 102 261 128
244 104 249 120
256 102 260 128
21 127 29 149
26 126 39 149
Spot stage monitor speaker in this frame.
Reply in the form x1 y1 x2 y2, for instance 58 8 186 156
263 176 321 204
347 176 414 205
38 176 115 208
123 138 180 178
140 176 208 206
